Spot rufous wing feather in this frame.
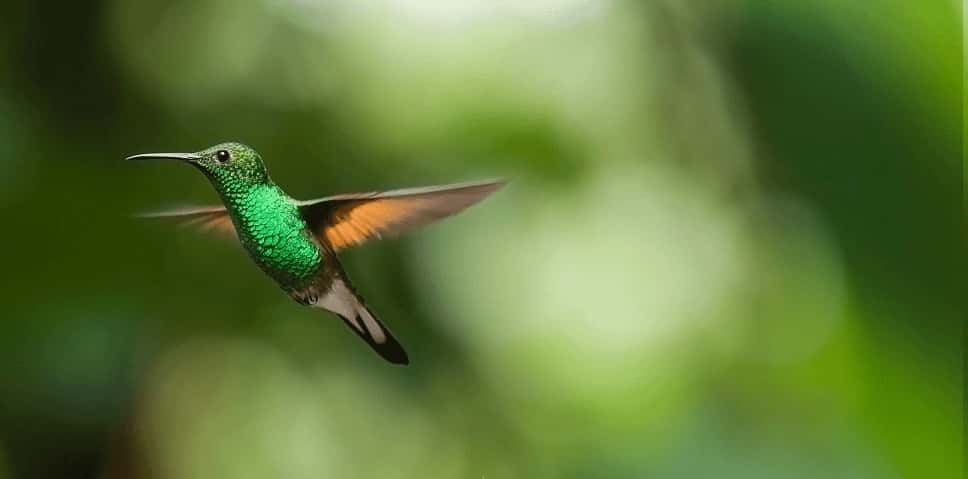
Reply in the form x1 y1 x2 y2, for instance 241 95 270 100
299 179 505 251
134 206 237 238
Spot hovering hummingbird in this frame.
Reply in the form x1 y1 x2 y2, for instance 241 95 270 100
128 142 504 365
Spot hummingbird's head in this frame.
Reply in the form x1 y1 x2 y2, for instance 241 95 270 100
127 142 270 187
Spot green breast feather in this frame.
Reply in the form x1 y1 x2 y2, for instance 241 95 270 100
225 183 321 289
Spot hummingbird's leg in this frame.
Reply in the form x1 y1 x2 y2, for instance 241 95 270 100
290 288 320 306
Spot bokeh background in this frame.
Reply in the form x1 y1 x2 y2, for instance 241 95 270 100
0 1 961 478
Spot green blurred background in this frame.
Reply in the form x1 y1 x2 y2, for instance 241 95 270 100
0 1 961 478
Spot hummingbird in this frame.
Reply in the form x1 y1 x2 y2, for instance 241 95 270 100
127 142 504 365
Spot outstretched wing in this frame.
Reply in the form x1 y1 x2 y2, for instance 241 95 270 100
299 179 505 251
134 205 236 237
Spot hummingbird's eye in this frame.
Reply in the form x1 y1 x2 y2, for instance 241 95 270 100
215 150 231 163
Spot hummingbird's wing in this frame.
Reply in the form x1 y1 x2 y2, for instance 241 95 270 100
298 179 505 251
134 206 236 237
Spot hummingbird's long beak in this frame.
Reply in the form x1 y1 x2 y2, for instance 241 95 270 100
125 152 201 162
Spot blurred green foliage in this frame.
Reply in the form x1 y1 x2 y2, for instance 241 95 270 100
0 1 960 478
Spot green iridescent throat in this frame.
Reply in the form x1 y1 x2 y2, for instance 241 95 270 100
209 168 322 290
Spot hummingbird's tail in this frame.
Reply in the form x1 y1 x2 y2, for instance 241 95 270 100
313 277 409 365
337 302 409 365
